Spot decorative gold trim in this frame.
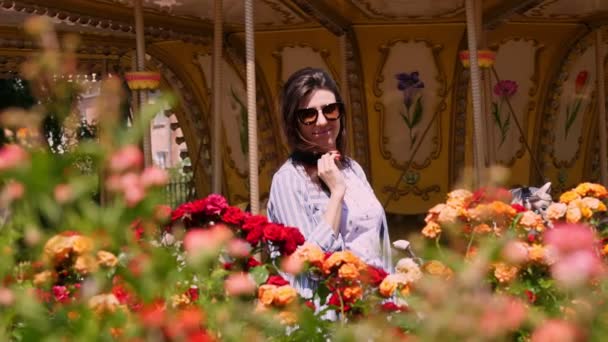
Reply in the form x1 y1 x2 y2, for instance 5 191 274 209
373 39 446 171
271 42 341 95
348 0 464 20
381 184 441 201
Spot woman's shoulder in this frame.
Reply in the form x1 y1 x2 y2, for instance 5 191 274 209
271 159 304 184
344 157 366 179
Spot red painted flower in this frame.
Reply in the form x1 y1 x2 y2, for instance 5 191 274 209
575 70 588 94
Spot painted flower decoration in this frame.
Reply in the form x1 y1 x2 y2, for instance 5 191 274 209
491 80 519 147
493 80 518 98
395 71 425 146
565 70 589 138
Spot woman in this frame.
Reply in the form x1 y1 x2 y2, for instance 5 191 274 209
267 68 392 297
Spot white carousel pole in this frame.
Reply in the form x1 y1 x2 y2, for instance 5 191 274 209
595 29 608 185
134 0 152 167
339 33 353 155
465 0 487 185
212 0 223 194
245 0 259 214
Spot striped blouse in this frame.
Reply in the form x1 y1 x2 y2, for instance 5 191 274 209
267 157 393 299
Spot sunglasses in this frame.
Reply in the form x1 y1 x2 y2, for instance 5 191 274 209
295 102 344 125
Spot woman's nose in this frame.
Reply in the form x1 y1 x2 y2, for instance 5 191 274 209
315 109 327 125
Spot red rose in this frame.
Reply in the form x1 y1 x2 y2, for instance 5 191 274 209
263 223 285 242
221 206 246 225
242 215 268 232
52 285 70 303
282 240 298 256
380 302 408 312
246 257 261 270
363 265 388 287
246 226 264 246
285 227 305 245
511 203 527 213
266 275 290 286
327 292 351 311
202 194 228 216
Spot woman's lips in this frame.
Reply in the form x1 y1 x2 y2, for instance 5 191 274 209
312 129 332 136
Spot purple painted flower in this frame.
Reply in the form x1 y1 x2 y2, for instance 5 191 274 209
396 72 425 109
493 80 518 98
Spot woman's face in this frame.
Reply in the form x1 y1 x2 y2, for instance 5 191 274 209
297 89 341 153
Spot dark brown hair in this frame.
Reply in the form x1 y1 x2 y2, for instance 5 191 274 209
280 67 347 158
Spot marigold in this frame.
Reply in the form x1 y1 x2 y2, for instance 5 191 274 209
565 202 583 223
323 251 366 274
574 182 608 198
258 284 276 306
560 191 581 204
379 274 408 297
71 235 94 255
493 263 518 283
519 211 545 232
446 189 473 208
296 243 324 268
422 221 441 239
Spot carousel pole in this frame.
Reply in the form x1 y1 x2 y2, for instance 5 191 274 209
339 33 352 155
595 29 608 185
211 0 223 194
245 0 259 214
465 0 487 186
134 0 152 167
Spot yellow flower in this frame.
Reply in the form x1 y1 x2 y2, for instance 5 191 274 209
74 254 98 274
422 221 442 239
338 263 360 280
43 235 72 264
399 284 411 297
274 285 298 306
71 235 94 255
323 251 366 274
277 311 297 325
97 250 118 268
574 182 608 198
602 244 608 256
560 191 581 204
379 274 409 297
343 286 363 301
493 263 518 283
566 201 583 223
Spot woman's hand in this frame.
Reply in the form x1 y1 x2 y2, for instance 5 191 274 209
317 151 345 196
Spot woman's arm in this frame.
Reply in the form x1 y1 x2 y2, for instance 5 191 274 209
267 166 344 252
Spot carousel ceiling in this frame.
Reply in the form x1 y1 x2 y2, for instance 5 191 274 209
0 0 608 40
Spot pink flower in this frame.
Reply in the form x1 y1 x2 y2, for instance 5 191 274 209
281 254 304 275
480 296 527 338
109 145 143 173
3 181 24 201
0 287 14 306
120 173 146 207
493 80 518 98
141 167 169 188
52 285 70 304
531 319 583 342
202 194 228 216
227 238 252 258
551 250 603 288
501 241 529 264
224 272 256 296
544 223 597 254
0 144 28 171
54 184 72 203
184 224 233 256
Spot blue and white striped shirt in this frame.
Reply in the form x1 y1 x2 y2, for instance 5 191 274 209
267 157 393 298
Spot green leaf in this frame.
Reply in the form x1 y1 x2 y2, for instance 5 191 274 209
491 102 502 129
249 265 269 285
400 112 411 127
411 96 424 127
538 278 553 289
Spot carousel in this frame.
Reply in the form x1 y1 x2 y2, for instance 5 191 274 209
2 1 608 340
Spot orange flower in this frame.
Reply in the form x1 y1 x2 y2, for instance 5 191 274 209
446 189 473 208
323 251 366 274
43 235 72 264
296 243 325 268
277 311 297 325
88 293 123 315
379 274 408 297
473 223 492 234
422 221 442 239
546 203 567 221
343 286 363 301
97 250 118 268
338 263 360 280
171 293 191 308
258 284 277 306
560 191 581 204
437 205 460 225
528 244 545 263
493 263 518 283
423 260 453 280
74 254 98 274
395 258 422 283
566 202 582 223
33 270 54 286
274 285 298 306
519 211 545 232
602 244 608 256
574 182 608 198
72 235 94 255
